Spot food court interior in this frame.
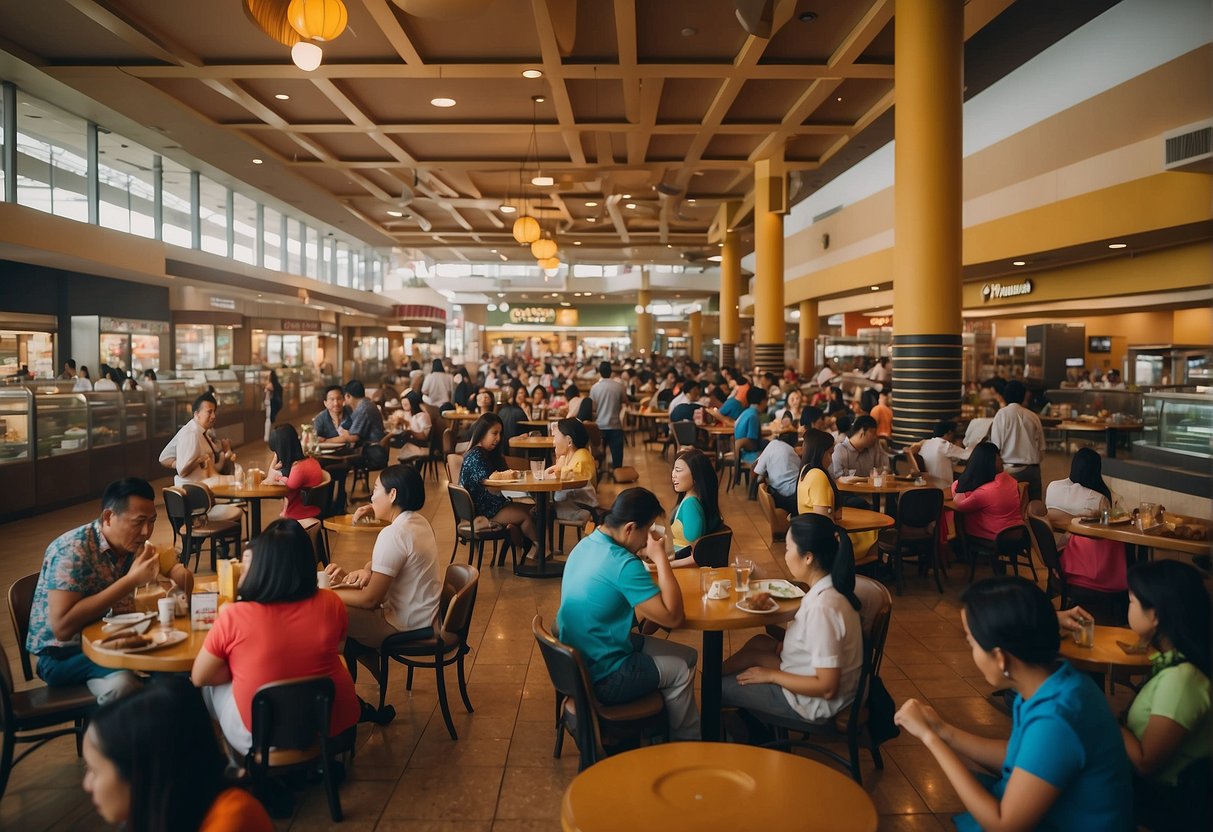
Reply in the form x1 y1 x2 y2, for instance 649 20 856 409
0 0 1210 830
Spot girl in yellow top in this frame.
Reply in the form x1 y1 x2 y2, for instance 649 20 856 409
797 429 878 563
547 417 597 523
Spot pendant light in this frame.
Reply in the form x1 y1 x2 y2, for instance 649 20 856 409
287 0 348 41
531 237 557 261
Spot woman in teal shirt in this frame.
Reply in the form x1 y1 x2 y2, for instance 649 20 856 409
1121 560 1211 830
895 577 1131 831
668 449 720 567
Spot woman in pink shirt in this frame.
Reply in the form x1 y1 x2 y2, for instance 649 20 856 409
951 442 1023 543
264 424 324 521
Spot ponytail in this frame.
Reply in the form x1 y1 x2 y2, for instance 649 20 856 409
787 514 860 610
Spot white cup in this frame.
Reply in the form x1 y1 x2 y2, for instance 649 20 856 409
317 570 331 589
872 474 885 487
157 597 175 627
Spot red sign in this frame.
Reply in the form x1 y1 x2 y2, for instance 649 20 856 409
392 304 447 323
842 312 892 335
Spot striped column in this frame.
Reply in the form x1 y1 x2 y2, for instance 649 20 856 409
891 335 963 445
752 157 786 379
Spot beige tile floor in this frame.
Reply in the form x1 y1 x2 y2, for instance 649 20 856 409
0 436 1087 831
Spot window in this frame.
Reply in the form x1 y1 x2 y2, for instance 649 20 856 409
286 217 303 274
160 157 192 247
335 241 350 286
199 176 228 256
263 206 283 270
305 225 319 279
232 192 257 264
16 92 88 221
175 324 215 370
0 84 7 200
97 132 156 237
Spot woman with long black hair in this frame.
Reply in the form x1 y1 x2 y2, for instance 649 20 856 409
796 429 878 560
458 413 538 549
668 448 721 567
1045 447 1128 597
951 441 1022 546
262 423 324 521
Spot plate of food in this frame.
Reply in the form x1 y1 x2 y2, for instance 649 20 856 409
101 612 156 634
487 470 521 482
750 579 804 599
97 629 188 653
839 475 866 484
736 592 781 614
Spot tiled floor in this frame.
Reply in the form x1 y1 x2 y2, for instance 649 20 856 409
2 437 1084 830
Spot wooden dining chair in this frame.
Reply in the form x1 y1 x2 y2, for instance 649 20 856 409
690 527 733 568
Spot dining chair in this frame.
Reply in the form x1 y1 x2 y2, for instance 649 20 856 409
757 482 791 543
444 452 464 483
299 471 334 565
581 421 607 482
165 485 241 573
531 615 668 771
877 487 945 595
670 420 697 455
447 484 510 568
691 527 733 568
1027 517 1128 625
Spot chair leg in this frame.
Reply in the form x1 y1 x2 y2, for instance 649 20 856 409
406 665 415 691
553 697 565 758
319 747 343 822
848 732 863 785
378 654 390 710
0 727 15 802
76 718 85 757
435 664 458 740
449 536 460 564
932 548 945 594
456 653 474 713
869 734 885 770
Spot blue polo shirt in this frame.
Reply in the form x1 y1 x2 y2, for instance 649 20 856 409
718 396 745 420
555 530 658 681
954 661 1132 832
734 406 760 442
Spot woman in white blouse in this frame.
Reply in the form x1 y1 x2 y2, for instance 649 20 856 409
1045 447 1128 597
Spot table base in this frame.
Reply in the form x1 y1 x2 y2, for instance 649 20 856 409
514 558 565 578
700 630 723 741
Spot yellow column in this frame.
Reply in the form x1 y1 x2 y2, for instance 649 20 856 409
798 299 818 373
891 0 963 444
753 156 787 377
635 275 653 357
719 216 742 369
689 309 703 358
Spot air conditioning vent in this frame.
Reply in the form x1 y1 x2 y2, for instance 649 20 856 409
1163 120 1213 173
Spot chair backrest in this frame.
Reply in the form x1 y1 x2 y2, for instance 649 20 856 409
756 483 789 540
249 675 334 762
1016 480 1030 520
897 488 944 532
691 527 733 568
531 615 605 761
445 452 464 482
163 485 189 525
300 470 333 515
671 420 697 450
1028 516 1068 601
582 421 604 459
0 640 17 716
504 454 529 471
442 427 457 456
181 482 214 516
448 483 476 524
856 577 893 676
8 573 40 681
437 564 479 643
996 523 1031 557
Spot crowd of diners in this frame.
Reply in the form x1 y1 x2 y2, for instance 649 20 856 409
14 351 1209 830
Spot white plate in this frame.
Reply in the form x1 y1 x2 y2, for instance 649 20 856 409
735 600 781 615
97 628 188 653
751 579 805 599
102 612 156 631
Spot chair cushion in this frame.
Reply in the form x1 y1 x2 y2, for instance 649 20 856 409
12 684 97 725
595 691 665 722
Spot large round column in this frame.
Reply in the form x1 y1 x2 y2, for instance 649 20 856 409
798 299 818 373
719 223 742 369
688 309 703 358
892 0 964 445
634 279 653 358
752 157 786 377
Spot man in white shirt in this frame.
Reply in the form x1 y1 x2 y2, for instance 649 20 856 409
906 420 972 483
989 380 1045 500
866 357 891 386
166 393 242 522
753 431 800 514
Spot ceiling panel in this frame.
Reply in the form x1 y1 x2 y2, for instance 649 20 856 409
804 78 894 125
859 18 896 63
306 132 397 162
657 78 723 124
241 129 318 163
703 134 765 160
144 79 262 124
636 0 748 62
239 79 351 124
723 80 813 123
785 134 835 162
645 134 696 163
0 0 155 61
399 0 542 62
395 131 570 162
760 0 876 64
341 77 546 123
567 0 619 62
567 79 626 122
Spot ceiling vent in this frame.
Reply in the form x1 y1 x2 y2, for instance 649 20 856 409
1163 120 1212 173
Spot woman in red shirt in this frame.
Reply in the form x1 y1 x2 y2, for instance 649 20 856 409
951 441 1024 544
263 424 324 521
192 520 359 757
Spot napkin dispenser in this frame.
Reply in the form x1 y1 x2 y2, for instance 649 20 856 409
217 558 242 604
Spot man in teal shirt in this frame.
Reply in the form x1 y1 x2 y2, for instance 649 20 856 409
733 387 767 464
556 488 700 740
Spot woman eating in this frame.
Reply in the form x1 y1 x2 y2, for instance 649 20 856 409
895 576 1131 831
392 391 432 461
529 384 549 420
547 418 597 523
1121 560 1211 830
1045 447 1129 598
458 413 538 553
82 676 272 831
668 448 722 567
262 424 324 522
951 441 1023 560
796 429 878 562
720 514 863 734
773 389 804 425
191 519 360 756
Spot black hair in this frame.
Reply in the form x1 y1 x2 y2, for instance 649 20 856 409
980 377 1007 394
565 384 579 399
598 361 613 378
322 384 344 400
101 478 155 515
603 487 664 530
834 411 854 435
343 379 366 398
268 424 306 477
378 463 426 512
859 388 879 413
238 519 319 604
735 375 750 387
556 417 588 449
88 676 226 832
683 380 702 396
1127 560 1211 678
531 385 548 400
65 358 77 370
955 441 1000 493
404 389 423 414
801 405 824 427
473 388 495 412
848 415 877 437
672 449 720 531
191 392 217 414
960 576 1060 666
577 397 594 420
787 514 860 610
932 419 957 438
1004 380 1027 406
745 386 766 406
142 369 157 381
80 365 91 378
468 412 506 466
798 429 841 509
432 358 444 374
1068 447 1112 502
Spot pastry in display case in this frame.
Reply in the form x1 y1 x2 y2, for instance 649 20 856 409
123 388 149 440
85 390 123 447
1138 392 1213 463
35 391 90 459
0 387 33 463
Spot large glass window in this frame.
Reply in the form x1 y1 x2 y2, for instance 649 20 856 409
232 192 257 264
286 217 303 275
175 324 215 369
97 132 156 237
199 176 228 256
305 226 319 279
160 157 192 247
16 93 88 221
335 241 350 287
263 206 283 271
0 84 7 200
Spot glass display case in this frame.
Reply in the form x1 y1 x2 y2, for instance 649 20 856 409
1138 392 1213 462
151 376 199 438
85 390 123 448
1045 389 1143 420
123 388 149 441
188 370 243 409
35 391 90 460
0 387 33 464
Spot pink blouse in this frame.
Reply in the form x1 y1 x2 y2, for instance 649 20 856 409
281 456 324 520
951 472 1022 541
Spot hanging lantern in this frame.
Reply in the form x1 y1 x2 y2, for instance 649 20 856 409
539 256 560 271
287 0 348 41
512 215 540 244
531 237 557 260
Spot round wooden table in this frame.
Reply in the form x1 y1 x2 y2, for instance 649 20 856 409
519 419 552 429
561 742 877 832
484 472 588 578
82 615 208 674
509 434 556 464
443 411 480 423
209 481 290 538
664 566 798 741
321 513 387 558
1060 625 1152 683
1056 419 1144 459
837 475 948 513
836 506 896 534
1058 516 1211 558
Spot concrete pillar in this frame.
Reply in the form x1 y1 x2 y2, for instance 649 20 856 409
719 210 742 369
689 310 703 358
752 156 787 378
799 299 818 373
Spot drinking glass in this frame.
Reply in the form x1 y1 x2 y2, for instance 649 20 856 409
700 568 719 601
1071 616 1095 648
733 558 754 597
529 459 544 479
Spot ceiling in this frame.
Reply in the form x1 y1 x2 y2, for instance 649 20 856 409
0 0 1040 268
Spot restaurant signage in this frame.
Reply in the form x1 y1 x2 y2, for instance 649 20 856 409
280 319 337 333
981 279 1033 302
99 317 170 335
509 307 557 325
209 297 237 311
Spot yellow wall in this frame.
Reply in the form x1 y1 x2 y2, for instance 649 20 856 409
1173 307 1213 344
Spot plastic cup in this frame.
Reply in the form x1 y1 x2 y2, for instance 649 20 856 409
1071 617 1095 648
317 571 331 589
530 459 544 479
157 597 175 627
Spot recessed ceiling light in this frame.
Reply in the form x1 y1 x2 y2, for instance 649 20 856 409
799 11 818 22
561 302 571 307
680 26 697 37
870 285 880 290
622 193 632 199
496 292 505 298
573 241 582 245
1012 260 1026 266
687 198 697 203
490 249 498 253
626 203 637 209
522 69 543 79
499 204 516 213
430 97 457 108
585 201 598 207
600 294 605 299
386 210 404 217
587 217 597 222
707 255 722 262
531 175 555 187
1108 243 1127 249
274 93 290 100
252 158 264 164
836 96 843 102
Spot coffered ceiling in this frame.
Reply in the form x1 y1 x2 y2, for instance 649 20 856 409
0 0 1025 265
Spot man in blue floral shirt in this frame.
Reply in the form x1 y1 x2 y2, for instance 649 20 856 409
27 478 192 703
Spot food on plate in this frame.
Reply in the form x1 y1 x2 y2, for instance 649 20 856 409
102 634 152 651
743 591 776 611
487 470 519 481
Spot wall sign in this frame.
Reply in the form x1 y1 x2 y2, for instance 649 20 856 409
509 307 557 325
981 279 1033 302
209 297 237 311
99 317 170 335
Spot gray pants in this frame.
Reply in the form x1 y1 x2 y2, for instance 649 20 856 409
594 636 700 741
720 676 804 722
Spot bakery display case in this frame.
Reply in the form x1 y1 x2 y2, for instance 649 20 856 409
0 387 32 464
1137 392 1213 464
85 390 122 448
35 391 90 460
123 389 149 441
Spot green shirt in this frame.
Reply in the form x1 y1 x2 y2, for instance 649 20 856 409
555 529 658 681
1125 652 1211 785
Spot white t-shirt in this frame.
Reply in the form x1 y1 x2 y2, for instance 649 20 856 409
989 404 1045 466
962 417 993 449
1045 478 1109 517
172 419 215 486
93 378 119 391
371 511 442 632
72 376 93 392
778 575 863 722
917 436 971 482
